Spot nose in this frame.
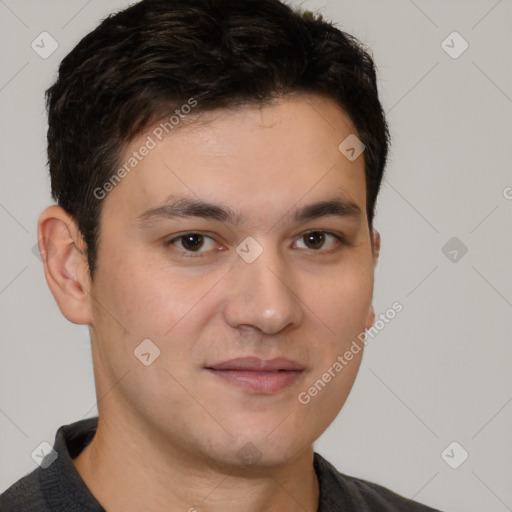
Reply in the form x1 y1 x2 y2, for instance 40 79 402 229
222 243 304 335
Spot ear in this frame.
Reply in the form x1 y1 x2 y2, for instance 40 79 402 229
365 228 381 330
36 205 92 324
371 228 380 269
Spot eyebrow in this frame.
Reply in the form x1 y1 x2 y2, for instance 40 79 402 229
136 194 362 227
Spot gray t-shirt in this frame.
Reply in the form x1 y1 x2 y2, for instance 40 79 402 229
0 417 443 511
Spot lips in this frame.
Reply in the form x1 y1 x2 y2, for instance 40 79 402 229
205 357 305 393
207 357 304 372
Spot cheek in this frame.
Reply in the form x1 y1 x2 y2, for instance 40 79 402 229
297 259 372 415
295 269 371 432
91 253 225 377
311 262 374 342
298 355 363 439
94 246 182 333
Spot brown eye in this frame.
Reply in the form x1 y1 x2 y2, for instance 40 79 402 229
294 231 345 252
303 231 326 250
180 234 205 251
166 232 218 257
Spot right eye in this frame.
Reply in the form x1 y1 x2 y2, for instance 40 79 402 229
165 232 220 258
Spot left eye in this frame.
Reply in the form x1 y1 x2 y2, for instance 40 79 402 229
293 231 342 251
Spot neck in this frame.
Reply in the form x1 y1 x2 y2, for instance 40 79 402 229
72 413 320 512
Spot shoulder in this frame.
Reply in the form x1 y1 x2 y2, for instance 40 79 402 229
0 458 102 512
0 466 47 511
314 452 444 512
343 475 443 511
0 417 102 512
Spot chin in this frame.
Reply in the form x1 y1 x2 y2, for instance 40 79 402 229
205 428 311 470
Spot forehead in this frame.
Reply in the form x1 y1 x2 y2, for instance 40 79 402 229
103 93 367 226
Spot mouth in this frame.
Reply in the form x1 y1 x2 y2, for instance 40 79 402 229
205 357 305 394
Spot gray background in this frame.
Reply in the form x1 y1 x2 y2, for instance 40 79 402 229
0 1 510 510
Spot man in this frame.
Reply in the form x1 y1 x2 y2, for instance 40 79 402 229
0 0 443 510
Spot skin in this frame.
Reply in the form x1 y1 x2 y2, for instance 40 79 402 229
38 93 380 512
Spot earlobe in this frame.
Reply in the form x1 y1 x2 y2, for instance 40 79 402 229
365 304 375 331
37 205 92 325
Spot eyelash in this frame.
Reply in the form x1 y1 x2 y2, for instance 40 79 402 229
165 231 349 259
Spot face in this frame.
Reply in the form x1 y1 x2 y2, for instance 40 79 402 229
88 93 378 467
